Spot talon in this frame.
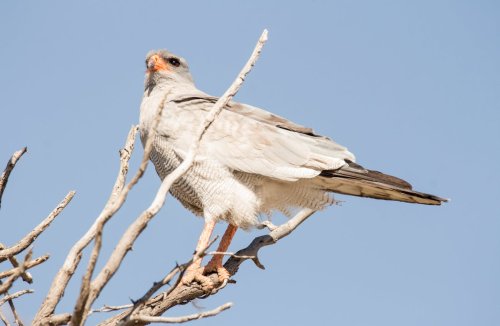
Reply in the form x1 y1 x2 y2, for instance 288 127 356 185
215 266 230 283
194 273 214 291
181 266 215 291
204 265 230 283
259 221 277 231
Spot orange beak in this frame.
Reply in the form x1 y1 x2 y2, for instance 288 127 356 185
147 54 168 72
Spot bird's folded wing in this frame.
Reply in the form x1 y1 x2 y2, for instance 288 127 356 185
166 94 355 181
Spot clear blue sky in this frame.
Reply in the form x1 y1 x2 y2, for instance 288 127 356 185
1 1 499 325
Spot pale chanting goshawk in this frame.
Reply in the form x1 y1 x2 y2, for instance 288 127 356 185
139 50 447 287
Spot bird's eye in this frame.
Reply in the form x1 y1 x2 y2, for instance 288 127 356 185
168 57 181 67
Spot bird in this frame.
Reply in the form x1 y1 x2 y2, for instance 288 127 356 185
139 49 447 288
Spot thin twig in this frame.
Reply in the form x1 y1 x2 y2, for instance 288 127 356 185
7 297 23 326
0 191 75 261
0 255 49 280
73 96 169 325
7 302 20 326
0 290 34 308
132 302 232 324
0 244 32 285
0 147 27 209
1 289 33 326
89 304 133 315
0 309 9 326
70 226 103 326
207 251 256 259
0 251 31 295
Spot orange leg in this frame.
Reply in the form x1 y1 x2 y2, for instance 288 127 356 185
204 224 238 282
182 218 217 289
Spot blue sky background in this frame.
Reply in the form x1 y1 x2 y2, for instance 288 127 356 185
1 1 499 325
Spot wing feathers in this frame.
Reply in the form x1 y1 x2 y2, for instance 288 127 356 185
169 94 354 181
319 161 447 205
167 94 446 205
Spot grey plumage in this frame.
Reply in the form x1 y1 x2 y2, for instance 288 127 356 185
140 50 446 230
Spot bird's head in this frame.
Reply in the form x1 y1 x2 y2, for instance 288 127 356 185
144 49 194 87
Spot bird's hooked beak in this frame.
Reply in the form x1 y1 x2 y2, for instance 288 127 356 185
147 54 168 72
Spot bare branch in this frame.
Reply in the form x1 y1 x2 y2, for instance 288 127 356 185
0 290 33 308
70 224 103 326
125 237 218 323
0 191 75 261
0 255 49 280
225 208 316 272
0 309 9 326
7 297 24 326
132 302 232 324
89 304 133 315
207 251 256 260
71 95 170 325
0 251 31 295
7 300 22 326
257 220 278 231
34 125 139 324
44 313 71 326
0 244 32 285
101 208 315 325
0 147 27 209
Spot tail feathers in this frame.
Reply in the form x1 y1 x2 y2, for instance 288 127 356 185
319 160 448 205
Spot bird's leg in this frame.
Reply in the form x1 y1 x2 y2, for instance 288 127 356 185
204 224 238 283
182 218 217 290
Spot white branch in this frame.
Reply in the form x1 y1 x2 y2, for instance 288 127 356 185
207 251 256 259
89 304 133 315
132 302 232 324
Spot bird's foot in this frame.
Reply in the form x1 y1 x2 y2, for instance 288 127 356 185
181 266 214 292
204 260 231 284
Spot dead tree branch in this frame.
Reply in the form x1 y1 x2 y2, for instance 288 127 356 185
131 302 232 324
0 147 27 209
0 251 32 295
98 208 316 326
0 244 32 285
124 237 218 323
0 310 8 326
0 191 75 262
34 125 139 324
90 304 133 315
0 255 49 281
0 290 33 308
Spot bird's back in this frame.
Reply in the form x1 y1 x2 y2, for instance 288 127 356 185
140 80 446 230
